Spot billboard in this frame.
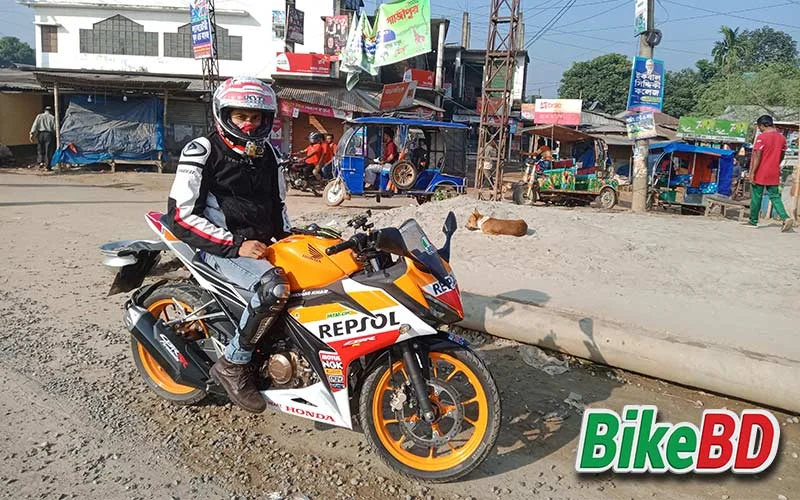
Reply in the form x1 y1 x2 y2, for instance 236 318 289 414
677 117 750 143
190 0 213 59
532 99 582 126
275 53 332 76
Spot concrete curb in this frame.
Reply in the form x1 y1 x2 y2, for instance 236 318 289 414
459 291 800 414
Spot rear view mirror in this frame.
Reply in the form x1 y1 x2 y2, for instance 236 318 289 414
443 211 457 237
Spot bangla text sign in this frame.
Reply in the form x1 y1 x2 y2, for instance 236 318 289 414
533 99 583 126
275 53 331 76
379 81 417 110
190 0 213 59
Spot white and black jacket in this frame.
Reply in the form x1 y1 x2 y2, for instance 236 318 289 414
165 134 291 258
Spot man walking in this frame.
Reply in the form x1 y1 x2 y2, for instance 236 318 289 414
29 106 56 170
749 115 793 232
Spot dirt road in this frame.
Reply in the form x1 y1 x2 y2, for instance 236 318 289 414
0 170 798 500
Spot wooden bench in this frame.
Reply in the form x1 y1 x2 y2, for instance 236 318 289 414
705 196 750 222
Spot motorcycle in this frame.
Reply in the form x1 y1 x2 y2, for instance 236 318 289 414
100 210 501 482
279 153 327 197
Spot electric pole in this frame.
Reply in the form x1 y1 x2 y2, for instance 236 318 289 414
631 0 655 213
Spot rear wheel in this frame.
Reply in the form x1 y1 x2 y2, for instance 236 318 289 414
359 348 501 482
433 184 459 201
131 283 210 405
598 187 617 209
512 182 536 206
390 161 418 190
324 178 347 206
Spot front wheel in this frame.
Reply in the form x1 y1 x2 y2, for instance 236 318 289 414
323 178 347 206
359 347 501 482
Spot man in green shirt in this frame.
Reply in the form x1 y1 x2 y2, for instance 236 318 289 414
29 106 56 170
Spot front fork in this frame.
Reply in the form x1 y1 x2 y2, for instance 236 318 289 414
397 341 437 423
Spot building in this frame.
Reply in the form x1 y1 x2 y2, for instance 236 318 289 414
19 0 332 78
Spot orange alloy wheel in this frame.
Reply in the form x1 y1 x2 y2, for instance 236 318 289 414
371 352 490 472
138 298 207 395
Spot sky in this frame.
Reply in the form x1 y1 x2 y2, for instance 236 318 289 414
2 0 800 97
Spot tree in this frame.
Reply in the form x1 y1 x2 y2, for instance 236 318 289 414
694 63 800 117
739 27 798 68
0 37 34 68
558 53 631 115
695 59 719 85
712 26 744 73
663 69 703 118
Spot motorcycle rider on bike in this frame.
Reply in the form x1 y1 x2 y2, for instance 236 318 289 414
165 77 291 413
294 131 325 181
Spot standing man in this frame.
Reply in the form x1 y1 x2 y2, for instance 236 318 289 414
749 115 793 232
29 106 56 170
322 133 336 179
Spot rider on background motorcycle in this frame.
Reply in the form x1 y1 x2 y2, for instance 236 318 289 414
294 131 325 181
164 76 291 413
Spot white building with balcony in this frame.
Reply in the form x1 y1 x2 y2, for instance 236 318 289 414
19 0 332 78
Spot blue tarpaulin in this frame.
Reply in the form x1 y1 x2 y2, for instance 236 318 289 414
52 95 165 166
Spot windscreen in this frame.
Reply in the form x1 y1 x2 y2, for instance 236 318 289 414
398 219 449 284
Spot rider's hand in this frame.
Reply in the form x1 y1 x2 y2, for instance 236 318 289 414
239 240 268 259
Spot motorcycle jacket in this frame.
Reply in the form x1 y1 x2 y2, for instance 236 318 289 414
166 133 291 258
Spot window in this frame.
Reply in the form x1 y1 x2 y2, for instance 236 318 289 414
164 24 242 60
79 15 158 56
41 25 58 53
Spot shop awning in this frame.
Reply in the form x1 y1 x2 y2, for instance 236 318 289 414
519 124 594 143
34 71 201 93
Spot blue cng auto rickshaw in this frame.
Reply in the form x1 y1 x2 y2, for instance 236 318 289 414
322 117 469 207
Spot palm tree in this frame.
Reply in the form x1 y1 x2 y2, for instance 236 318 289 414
712 26 743 73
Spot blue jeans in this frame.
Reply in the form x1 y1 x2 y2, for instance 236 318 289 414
202 252 275 364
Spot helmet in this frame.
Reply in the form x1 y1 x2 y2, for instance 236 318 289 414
308 132 323 144
212 77 277 156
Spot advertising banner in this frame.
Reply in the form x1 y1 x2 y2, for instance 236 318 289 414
379 81 417 110
286 4 305 45
189 0 213 59
373 0 432 68
272 10 286 42
275 53 331 76
634 0 648 35
677 117 750 143
533 99 583 126
626 112 658 140
477 97 506 116
325 15 349 56
627 57 664 113
403 68 435 90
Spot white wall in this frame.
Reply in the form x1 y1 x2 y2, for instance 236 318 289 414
30 0 332 78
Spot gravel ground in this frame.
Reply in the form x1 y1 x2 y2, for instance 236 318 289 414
0 170 798 500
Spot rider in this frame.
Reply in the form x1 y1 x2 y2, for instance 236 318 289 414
165 77 291 414
295 132 325 181
364 128 398 190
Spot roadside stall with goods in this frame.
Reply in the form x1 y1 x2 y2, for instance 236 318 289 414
647 142 735 215
512 124 619 209
324 117 468 206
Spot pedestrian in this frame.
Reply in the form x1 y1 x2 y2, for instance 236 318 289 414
748 115 794 232
29 106 56 170
322 133 336 179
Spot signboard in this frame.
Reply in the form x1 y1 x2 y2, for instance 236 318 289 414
477 97 506 116
270 117 283 150
627 57 664 113
634 0 648 35
189 0 213 59
626 113 657 140
379 81 417 110
286 4 305 45
403 69 435 90
324 15 349 56
280 100 352 120
373 0 432 68
272 10 286 42
521 103 535 121
275 53 331 76
533 99 582 126
677 117 750 143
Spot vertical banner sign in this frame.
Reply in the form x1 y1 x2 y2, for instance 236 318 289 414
627 57 665 113
286 4 305 45
272 10 286 42
626 113 657 140
190 0 213 59
634 0 648 35
373 0 431 68
324 15 349 56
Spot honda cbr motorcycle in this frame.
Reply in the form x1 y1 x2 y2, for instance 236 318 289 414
101 210 501 482
279 154 327 197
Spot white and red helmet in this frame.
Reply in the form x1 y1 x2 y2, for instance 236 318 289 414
212 77 277 154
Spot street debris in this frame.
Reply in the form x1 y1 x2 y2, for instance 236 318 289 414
563 392 585 414
519 345 570 376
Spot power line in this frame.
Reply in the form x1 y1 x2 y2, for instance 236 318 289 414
524 0 577 50
661 0 800 30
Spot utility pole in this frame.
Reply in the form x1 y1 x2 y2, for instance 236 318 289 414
435 20 446 108
631 0 655 212
794 123 800 219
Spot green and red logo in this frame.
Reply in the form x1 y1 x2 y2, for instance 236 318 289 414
576 406 780 474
